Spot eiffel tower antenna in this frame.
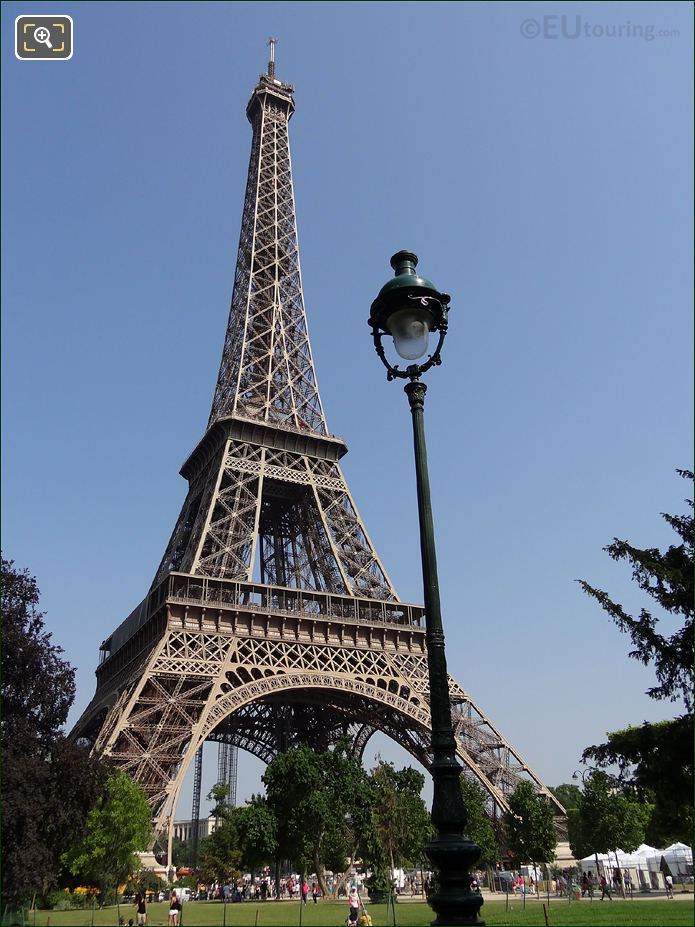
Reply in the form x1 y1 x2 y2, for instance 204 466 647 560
267 36 277 79
73 57 567 872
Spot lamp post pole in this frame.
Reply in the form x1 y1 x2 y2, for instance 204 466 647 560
369 251 484 925
405 379 483 926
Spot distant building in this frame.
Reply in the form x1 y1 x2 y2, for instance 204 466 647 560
173 816 218 843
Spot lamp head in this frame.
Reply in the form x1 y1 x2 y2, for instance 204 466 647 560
369 251 450 364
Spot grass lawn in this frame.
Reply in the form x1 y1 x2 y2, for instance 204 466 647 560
19 897 695 927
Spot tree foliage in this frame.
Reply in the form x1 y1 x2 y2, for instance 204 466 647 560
197 783 242 883
582 717 693 846
171 837 193 869
263 740 374 880
208 782 231 820
198 815 242 885
505 782 557 867
236 796 278 873
459 777 498 868
1 558 111 906
370 761 432 870
127 868 162 896
549 784 582 812
2 558 75 744
577 469 693 709
577 470 693 845
568 771 652 862
61 771 152 899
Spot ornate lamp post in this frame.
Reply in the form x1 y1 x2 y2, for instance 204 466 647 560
369 251 484 926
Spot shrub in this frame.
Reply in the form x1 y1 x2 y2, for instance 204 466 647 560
45 889 93 910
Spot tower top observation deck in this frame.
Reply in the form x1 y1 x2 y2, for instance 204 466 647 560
247 36 295 122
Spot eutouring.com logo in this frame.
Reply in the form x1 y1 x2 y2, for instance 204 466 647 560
520 15 680 41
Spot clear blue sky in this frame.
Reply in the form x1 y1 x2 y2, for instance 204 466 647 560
3 1 693 820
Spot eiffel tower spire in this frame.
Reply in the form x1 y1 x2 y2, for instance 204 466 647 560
208 45 326 435
73 52 566 869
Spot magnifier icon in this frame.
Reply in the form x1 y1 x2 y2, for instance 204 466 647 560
34 26 53 49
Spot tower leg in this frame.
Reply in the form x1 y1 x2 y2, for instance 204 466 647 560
167 814 175 882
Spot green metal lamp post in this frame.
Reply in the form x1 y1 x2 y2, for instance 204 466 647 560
369 251 484 926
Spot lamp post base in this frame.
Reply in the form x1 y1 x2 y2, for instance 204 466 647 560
425 834 485 926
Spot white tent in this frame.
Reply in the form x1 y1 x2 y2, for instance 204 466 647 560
581 843 694 888
635 842 693 870
634 845 661 872
580 850 641 870
581 849 658 891
661 843 693 877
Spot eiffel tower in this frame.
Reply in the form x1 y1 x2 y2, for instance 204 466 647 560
73 43 565 866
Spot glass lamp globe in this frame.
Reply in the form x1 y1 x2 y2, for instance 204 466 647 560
387 306 432 360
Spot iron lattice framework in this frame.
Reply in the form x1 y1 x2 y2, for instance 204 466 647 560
217 742 238 808
189 746 203 867
73 48 565 864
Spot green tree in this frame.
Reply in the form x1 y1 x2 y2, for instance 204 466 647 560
459 777 498 868
170 837 193 869
582 717 693 845
577 469 693 844
578 470 693 708
263 741 373 891
127 869 161 897
1 558 111 906
505 782 557 872
371 762 432 871
236 796 278 873
208 782 232 819
198 816 241 885
549 784 582 812
61 771 152 901
570 771 653 885
198 784 241 884
361 823 392 902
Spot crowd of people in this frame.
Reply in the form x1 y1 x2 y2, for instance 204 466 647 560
211 875 331 902
509 873 536 895
124 877 368 926
554 865 675 901
122 862 682 925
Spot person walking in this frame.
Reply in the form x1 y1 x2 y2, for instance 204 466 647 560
665 874 674 899
134 893 147 926
587 871 596 900
167 891 181 926
312 882 319 903
347 886 361 925
599 875 612 901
